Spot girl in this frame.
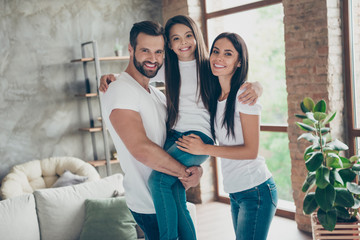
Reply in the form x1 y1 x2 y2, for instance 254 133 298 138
99 16 262 240
177 32 278 240
147 15 213 240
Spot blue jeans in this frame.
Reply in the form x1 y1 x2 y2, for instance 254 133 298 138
130 210 159 240
148 130 214 240
229 177 278 240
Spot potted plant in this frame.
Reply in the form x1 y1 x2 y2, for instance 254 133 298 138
296 97 360 232
114 38 123 56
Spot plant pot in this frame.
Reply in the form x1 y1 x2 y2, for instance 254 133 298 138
311 213 360 240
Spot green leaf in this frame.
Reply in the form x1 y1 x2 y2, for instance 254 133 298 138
298 133 317 143
326 153 343 168
315 184 335 211
340 157 352 169
350 155 360 163
335 206 351 220
296 122 316 132
304 146 314 161
302 172 316 192
347 182 360 195
324 133 333 144
324 112 336 125
295 114 307 119
306 152 324 172
303 192 318 214
316 166 330 189
317 208 336 231
334 188 354 207
352 164 360 171
352 198 360 209
320 127 330 134
320 136 327 147
312 142 321 150
303 97 315 112
306 112 317 123
314 100 326 113
326 139 349 151
339 169 356 183
330 169 344 186
314 112 327 121
303 119 315 126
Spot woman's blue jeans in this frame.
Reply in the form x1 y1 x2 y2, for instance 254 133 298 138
148 130 213 240
229 177 278 240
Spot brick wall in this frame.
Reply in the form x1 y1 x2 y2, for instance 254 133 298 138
162 0 189 23
284 0 345 232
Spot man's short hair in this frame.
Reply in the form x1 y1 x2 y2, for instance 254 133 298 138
129 21 165 50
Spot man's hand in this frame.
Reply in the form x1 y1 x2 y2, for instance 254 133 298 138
99 74 117 92
179 166 203 190
238 82 263 105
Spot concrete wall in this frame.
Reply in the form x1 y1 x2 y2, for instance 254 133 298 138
0 0 162 182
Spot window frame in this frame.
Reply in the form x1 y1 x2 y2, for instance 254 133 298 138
343 0 360 157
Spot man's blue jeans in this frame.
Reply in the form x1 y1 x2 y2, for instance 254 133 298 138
229 177 278 240
148 130 213 240
130 210 159 240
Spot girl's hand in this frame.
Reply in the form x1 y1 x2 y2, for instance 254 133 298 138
99 74 117 92
238 82 263 105
176 134 207 155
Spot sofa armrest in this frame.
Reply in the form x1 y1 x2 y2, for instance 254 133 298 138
0 194 40 240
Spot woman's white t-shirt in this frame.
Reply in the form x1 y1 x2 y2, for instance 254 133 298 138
215 89 272 194
151 60 211 138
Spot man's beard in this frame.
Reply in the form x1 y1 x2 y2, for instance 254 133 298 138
133 54 162 78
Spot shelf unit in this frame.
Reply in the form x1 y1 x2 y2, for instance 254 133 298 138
71 41 129 175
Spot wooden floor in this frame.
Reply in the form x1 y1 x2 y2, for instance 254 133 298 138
196 201 313 240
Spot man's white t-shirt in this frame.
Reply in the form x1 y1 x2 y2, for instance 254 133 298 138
215 89 272 194
151 60 211 138
101 72 167 214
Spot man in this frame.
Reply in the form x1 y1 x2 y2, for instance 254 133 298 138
101 21 198 240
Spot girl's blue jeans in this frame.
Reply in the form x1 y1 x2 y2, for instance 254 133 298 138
148 130 213 240
229 177 278 240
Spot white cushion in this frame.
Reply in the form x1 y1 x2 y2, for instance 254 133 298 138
0 194 40 240
51 170 88 188
34 173 124 240
0 156 100 199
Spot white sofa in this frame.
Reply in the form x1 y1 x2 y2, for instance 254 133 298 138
0 173 197 240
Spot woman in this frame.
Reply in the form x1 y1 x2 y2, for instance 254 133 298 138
177 32 278 240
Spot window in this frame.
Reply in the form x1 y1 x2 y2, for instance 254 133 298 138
205 0 260 13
